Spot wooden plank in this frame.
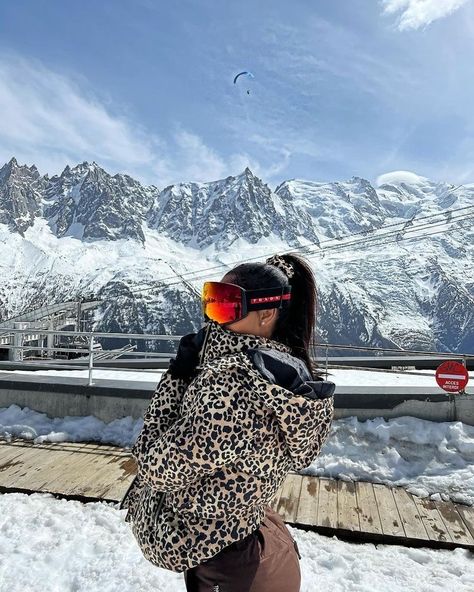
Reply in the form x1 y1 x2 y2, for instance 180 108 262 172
101 477 136 503
101 456 137 501
77 446 134 498
413 497 451 543
11 444 103 492
355 481 383 535
2 439 473 550
74 451 135 499
3 443 78 489
0 441 127 491
372 484 404 537
435 501 474 546
0 444 53 484
12 443 108 496
0 445 36 486
317 477 338 529
0 440 132 496
392 487 430 541
2 440 106 453
337 480 360 532
276 473 302 523
455 504 474 541
44 445 131 499
55 447 124 497
295 476 319 526
0 441 36 471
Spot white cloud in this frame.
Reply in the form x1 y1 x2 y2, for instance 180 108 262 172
0 56 162 179
158 130 289 186
0 55 273 186
382 0 472 30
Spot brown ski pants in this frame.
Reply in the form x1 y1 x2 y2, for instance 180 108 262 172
183 506 301 592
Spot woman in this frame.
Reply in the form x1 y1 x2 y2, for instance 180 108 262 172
122 253 335 592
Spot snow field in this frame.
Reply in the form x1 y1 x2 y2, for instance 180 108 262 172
0 492 473 592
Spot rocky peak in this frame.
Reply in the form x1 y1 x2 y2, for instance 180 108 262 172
147 169 320 250
0 157 45 235
43 161 157 242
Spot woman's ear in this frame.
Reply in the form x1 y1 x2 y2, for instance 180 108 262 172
258 308 279 326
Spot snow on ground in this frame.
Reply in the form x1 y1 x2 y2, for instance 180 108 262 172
8 366 473 388
329 368 473 388
9 367 165 384
0 404 142 448
1 403 473 506
0 492 472 592
307 416 474 506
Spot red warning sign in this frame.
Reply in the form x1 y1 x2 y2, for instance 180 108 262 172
435 361 469 393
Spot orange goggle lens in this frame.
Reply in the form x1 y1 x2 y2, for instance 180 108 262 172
202 282 244 325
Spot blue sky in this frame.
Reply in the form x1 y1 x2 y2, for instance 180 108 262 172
1 0 474 187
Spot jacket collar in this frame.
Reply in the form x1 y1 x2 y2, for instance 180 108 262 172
199 321 292 366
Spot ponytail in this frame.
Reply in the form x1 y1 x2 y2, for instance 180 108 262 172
270 253 317 373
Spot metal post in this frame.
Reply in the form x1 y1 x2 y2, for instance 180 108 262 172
459 356 468 396
47 320 54 357
12 322 25 362
76 301 82 333
325 345 329 380
88 332 94 386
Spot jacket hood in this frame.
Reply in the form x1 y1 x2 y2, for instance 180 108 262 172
246 347 335 400
198 321 335 470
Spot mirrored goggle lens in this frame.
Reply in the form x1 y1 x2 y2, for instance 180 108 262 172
202 282 244 324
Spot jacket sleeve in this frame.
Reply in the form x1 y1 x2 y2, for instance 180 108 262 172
131 368 189 462
136 367 256 492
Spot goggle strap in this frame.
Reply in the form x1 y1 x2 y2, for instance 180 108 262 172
246 286 292 311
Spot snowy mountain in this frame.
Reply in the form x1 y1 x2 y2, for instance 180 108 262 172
275 176 386 239
276 173 474 352
148 168 319 249
0 158 46 235
42 162 158 243
0 158 473 354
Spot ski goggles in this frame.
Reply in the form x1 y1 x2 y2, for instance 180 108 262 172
202 281 292 325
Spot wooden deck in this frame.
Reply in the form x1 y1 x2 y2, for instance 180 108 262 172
1 439 473 551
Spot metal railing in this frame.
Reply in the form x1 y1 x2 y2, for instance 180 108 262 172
311 342 474 357
0 326 472 386
0 327 181 386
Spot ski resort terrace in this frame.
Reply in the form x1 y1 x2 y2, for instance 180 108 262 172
0 326 473 560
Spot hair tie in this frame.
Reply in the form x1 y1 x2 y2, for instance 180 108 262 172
266 255 295 279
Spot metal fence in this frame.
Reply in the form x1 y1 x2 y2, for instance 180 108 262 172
0 326 472 386
0 327 181 386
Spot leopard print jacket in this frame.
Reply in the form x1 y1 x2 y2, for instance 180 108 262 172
123 321 334 572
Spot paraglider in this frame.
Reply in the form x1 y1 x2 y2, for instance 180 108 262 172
233 71 254 94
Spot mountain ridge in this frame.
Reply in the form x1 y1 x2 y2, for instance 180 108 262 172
0 157 473 353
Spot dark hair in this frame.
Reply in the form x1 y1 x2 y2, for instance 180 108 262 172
223 252 317 373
